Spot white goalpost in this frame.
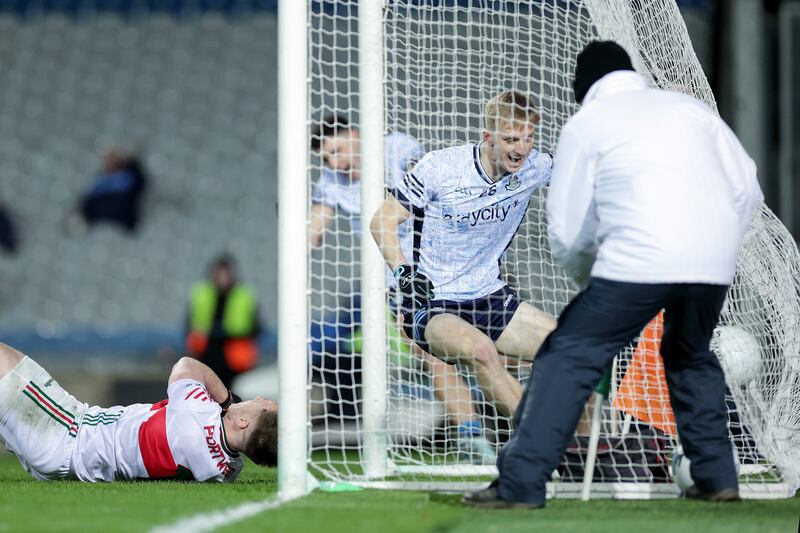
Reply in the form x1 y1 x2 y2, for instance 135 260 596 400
359 0 389 480
279 0 800 500
277 0 309 501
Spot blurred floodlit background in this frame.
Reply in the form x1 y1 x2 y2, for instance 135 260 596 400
0 0 796 406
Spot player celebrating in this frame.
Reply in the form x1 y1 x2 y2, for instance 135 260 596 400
311 115 495 462
370 91 556 417
0 342 277 482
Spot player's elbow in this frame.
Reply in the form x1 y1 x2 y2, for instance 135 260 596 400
170 356 204 382
171 356 193 373
175 356 196 367
309 231 323 250
369 209 387 244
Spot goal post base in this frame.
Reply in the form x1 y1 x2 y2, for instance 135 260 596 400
352 481 681 499
350 480 795 500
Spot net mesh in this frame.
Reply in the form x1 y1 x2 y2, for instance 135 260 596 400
306 0 800 496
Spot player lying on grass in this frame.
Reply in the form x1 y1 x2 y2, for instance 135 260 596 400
370 90 557 417
311 115 495 462
0 342 277 482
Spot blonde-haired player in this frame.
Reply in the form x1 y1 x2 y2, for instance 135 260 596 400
371 91 556 418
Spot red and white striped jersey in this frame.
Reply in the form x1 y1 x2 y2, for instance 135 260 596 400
70 379 243 482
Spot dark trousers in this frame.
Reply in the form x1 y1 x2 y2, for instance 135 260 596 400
203 338 236 389
496 278 738 505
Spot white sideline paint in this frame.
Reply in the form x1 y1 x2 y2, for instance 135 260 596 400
149 497 285 533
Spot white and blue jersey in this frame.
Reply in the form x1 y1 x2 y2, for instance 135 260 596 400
393 143 552 301
312 133 426 289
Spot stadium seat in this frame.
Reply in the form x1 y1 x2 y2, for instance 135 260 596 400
0 13 280 347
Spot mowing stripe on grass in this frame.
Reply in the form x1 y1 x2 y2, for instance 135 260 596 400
148 496 285 533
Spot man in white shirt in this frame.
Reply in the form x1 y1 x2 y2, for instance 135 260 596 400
466 41 762 509
0 342 277 482
311 116 495 462
370 91 557 419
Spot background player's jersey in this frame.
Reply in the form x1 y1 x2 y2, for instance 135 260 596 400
394 143 552 301
70 379 242 482
312 132 426 286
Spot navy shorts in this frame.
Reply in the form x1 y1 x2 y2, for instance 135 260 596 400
404 285 521 353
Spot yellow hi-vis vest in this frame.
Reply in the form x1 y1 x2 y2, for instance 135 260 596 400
189 282 257 337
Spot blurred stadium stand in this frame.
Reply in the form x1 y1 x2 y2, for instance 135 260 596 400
0 2 280 363
0 1 278 16
0 0 788 398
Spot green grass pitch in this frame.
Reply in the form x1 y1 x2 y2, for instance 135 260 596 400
0 453 797 532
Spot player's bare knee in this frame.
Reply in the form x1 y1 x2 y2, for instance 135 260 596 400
0 342 24 377
468 338 501 369
542 315 557 335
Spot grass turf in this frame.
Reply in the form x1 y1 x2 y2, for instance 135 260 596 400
0 453 797 533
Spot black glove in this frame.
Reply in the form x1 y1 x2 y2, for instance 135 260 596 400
393 264 434 307
220 389 242 413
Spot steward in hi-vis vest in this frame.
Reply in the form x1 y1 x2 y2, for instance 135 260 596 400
185 254 261 387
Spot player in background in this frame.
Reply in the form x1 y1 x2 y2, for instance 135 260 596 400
311 115 495 462
0 342 277 482
370 91 557 418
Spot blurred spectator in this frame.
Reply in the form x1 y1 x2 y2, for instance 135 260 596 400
185 254 262 388
0 203 19 254
66 148 148 234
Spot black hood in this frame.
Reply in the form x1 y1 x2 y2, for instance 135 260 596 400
572 40 634 104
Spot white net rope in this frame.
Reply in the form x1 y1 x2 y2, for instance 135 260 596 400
307 0 800 496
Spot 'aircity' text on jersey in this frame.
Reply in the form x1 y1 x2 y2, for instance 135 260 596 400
443 202 515 226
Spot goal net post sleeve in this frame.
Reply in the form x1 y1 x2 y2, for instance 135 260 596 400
359 0 389 479
277 0 310 501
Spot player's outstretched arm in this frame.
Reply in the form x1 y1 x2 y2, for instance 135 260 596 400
169 357 231 406
309 203 336 249
369 194 411 270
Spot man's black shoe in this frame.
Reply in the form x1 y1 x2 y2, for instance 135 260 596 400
684 485 740 502
462 486 545 509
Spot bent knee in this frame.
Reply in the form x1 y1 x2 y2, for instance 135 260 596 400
0 343 24 378
543 315 557 334
466 338 501 369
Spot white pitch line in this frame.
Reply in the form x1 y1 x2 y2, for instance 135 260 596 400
149 496 285 533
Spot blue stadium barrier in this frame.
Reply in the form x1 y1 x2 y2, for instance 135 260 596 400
0 326 278 359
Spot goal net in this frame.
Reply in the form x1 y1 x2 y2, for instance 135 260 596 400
301 0 800 498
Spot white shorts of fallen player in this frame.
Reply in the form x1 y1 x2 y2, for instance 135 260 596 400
0 356 86 480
